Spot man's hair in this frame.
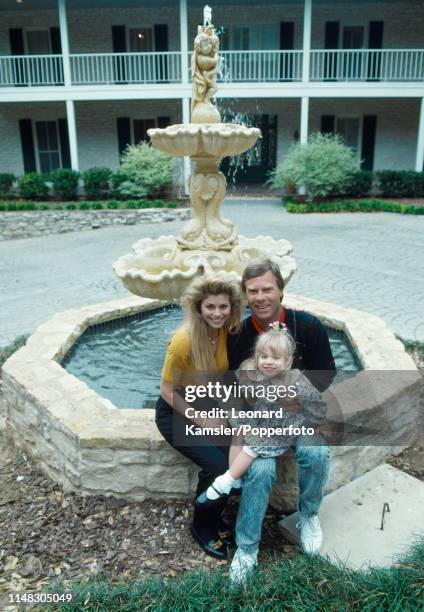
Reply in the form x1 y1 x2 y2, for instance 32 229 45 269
241 258 285 293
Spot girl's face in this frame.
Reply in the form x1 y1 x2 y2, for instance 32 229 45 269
257 349 286 378
200 293 231 330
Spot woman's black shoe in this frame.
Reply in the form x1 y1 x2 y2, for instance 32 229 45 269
190 523 228 560
196 486 228 508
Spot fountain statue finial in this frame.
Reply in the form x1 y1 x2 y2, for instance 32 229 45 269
191 8 221 123
203 5 212 27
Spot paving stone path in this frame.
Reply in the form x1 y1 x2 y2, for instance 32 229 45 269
0 199 423 345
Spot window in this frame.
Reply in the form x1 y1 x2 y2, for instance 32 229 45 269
342 26 364 50
35 121 61 173
219 24 278 50
26 30 51 54
129 28 153 52
134 118 155 143
336 118 361 154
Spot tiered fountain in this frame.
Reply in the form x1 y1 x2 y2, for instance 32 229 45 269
114 6 296 300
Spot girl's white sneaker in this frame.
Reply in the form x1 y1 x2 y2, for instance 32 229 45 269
296 514 323 555
229 547 258 584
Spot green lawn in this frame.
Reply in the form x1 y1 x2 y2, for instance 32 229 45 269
46 540 424 612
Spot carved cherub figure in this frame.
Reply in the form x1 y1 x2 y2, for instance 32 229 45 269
191 25 219 113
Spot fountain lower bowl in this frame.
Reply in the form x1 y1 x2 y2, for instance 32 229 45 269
113 234 297 300
148 123 261 158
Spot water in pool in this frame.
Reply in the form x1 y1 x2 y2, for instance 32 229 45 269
62 306 362 409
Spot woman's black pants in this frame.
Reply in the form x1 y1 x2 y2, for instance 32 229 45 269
155 396 229 531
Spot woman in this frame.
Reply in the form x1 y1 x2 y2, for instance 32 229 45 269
155 273 241 560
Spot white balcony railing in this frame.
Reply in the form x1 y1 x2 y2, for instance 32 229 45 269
0 54 63 86
218 50 303 82
1 49 424 88
310 49 424 81
70 52 182 85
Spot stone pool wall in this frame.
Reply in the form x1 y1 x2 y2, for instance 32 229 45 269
2 295 422 509
0 209 190 241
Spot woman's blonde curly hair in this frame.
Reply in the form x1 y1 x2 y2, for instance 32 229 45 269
180 273 241 372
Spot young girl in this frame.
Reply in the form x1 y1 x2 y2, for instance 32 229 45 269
196 323 327 505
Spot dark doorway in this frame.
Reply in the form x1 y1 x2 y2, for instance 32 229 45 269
221 114 277 184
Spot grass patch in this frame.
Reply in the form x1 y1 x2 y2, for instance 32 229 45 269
285 198 424 215
0 199 181 212
397 337 424 364
0 335 28 369
45 540 424 611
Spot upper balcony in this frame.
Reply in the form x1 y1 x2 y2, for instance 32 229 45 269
1 48 423 88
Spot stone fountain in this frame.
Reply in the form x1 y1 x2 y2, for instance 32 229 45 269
114 6 296 300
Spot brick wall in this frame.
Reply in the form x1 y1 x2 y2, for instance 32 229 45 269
1 2 423 55
0 98 419 176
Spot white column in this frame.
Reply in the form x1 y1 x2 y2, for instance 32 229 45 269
302 0 312 83
415 97 424 171
66 100 79 171
300 96 309 145
58 0 71 87
182 97 190 194
179 0 189 86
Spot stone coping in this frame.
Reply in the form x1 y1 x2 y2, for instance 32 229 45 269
3 293 419 452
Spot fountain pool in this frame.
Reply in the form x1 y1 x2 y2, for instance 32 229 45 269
61 305 362 410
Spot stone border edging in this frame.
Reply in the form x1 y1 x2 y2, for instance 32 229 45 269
0 209 191 241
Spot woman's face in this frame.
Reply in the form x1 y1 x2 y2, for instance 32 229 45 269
200 293 232 330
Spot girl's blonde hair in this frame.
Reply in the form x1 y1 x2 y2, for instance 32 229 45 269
254 328 296 372
180 273 241 371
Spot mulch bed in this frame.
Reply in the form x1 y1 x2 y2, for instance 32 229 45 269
0 384 295 596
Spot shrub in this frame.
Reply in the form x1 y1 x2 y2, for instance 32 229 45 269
82 167 112 199
66 203 77 210
107 200 120 209
269 133 359 202
18 172 48 200
112 142 175 199
0 173 15 198
375 170 424 198
50 168 80 200
345 170 373 197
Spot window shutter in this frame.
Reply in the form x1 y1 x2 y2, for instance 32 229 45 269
368 21 384 80
117 117 131 158
9 28 24 54
361 115 377 170
19 119 36 173
324 22 339 80
154 24 168 51
321 115 335 134
112 26 126 83
325 22 339 49
157 116 170 128
154 25 169 81
112 25 126 52
58 118 71 168
280 22 294 80
50 27 62 53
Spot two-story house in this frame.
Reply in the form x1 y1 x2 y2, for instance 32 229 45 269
1 0 423 191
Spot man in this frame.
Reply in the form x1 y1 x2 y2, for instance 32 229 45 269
227 258 336 582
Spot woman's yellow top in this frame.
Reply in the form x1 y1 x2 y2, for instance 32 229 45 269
161 326 229 385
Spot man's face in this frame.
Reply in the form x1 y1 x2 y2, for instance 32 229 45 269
244 270 283 325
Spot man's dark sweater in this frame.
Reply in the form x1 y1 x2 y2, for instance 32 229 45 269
227 308 336 392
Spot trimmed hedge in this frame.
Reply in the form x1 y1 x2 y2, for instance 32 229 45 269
0 199 180 212
0 173 15 198
376 170 424 198
50 168 80 200
286 199 424 215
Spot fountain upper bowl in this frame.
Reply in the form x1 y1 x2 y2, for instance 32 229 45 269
147 123 261 159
